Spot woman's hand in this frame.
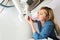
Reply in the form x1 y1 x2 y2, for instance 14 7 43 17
27 16 34 26
27 16 36 33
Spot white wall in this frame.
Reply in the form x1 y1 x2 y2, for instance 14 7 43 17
0 7 18 40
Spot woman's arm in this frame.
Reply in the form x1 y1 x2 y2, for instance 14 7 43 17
27 16 54 39
33 21 54 39
27 16 37 33
30 23 36 33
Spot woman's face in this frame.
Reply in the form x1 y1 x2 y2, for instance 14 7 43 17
37 9 48 21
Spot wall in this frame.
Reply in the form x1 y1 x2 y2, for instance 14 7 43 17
0 0 60 40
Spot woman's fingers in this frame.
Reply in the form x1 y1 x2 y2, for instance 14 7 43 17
27 16 31 23
27 16 30 23
27 16 33 24
28 16 32 21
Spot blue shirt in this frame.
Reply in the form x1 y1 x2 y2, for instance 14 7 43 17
33 20 58 40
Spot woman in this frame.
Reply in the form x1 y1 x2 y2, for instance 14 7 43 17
27 7 59 40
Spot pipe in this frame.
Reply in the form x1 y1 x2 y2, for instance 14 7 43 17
0 0 14 8
12 0 31 22
12 0 32 39
12 0 25 22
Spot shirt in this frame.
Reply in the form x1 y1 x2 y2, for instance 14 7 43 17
33 20 59 40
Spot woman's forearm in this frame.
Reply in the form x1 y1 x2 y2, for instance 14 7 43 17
31 24 36 33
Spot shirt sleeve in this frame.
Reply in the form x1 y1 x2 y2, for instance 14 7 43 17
33 21 54 39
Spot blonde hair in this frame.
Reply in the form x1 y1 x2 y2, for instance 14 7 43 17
40 7 60 35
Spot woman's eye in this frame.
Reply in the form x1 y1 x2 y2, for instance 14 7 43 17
40 13 43 15
38 12 39 14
